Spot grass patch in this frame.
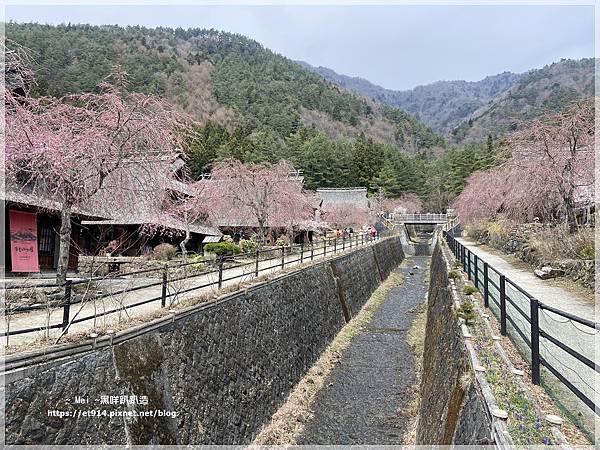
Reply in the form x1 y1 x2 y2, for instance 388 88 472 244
448 270 461 280
463 285 478 295
402 297 428 445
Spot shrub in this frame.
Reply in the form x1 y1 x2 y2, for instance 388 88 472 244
204 242 241 256
484 219 512 247
153 243 177 261
579 244 594 260
528 225 594 261
275 235 291 247
457 301 476 323
448 270 461 280
463 285 478 295
222 235 234 243
239 238 258 253
187 254 205 268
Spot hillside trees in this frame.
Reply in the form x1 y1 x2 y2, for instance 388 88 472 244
7 21 443 158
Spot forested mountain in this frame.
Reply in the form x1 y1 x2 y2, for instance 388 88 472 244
299 61 521 134
3 22 505 210
301 58 594 144
6 22 442 154
450 58 595 143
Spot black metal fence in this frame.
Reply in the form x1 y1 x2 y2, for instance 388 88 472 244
444 231 599 415
2 233 382 340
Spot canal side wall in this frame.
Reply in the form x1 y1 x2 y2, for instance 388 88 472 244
417 241 492 445
4 237 405 446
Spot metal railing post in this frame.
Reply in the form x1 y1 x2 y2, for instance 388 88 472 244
530 297 541 385
281 246 285 269
499 275 507 336
474 254 479 289
334 238 337 254
161 266 168 308
324 239 327 256
255 249 260 276
483 262 489 308
342 236 345 251
311 243 314 261
300 242 304 263
361 233 364 245
61 280 72 332
467 250 471 279
218 257 224 289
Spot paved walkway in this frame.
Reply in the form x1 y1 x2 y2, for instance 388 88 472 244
457 238 594 321
457 237 597 430
3 239 375 348
296 256 430 445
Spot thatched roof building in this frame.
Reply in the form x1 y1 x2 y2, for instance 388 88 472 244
316 187 370 210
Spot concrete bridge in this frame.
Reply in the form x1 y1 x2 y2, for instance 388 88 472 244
392 213 449 224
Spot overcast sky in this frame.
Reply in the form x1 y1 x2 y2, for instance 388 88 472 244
6 4 595 91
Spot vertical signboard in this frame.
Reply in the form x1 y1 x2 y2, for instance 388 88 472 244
9 209 40 272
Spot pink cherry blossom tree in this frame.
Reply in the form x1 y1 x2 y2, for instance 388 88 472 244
455 100 594 228
453 167 509 225
323 202 371 229
507 99 594 229
206 160 315 245
156 180 213 263
6 69 188 284
369 192 423 224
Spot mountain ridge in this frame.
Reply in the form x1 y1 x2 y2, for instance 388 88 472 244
6 22 443 154
300 58 594 142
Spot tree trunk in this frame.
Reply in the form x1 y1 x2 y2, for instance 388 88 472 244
56 204 73 285
257 218 266 247
564 196 578 233
180 226 191 264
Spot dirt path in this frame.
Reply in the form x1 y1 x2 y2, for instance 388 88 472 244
295 255 430 445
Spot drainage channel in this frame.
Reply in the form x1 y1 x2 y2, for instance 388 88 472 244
296 254 431 445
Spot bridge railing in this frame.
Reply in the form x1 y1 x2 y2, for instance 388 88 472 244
392 213 450 223
444 231 599 416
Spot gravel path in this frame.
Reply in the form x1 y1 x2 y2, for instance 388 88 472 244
296 255 430 445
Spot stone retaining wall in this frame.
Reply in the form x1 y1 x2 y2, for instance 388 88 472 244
417 242 492 445
4 237 404 446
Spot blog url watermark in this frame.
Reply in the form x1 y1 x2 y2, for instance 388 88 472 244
47 409 177 419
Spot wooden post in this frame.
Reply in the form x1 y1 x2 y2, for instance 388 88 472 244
218 257 224 289
483 262 489 308
255 249 260 277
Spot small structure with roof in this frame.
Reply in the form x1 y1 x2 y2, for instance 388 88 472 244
315 187 370 211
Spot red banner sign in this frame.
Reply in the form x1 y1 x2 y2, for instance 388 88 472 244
9 210 40 272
